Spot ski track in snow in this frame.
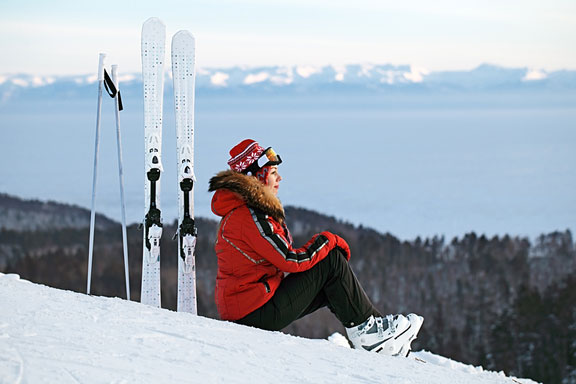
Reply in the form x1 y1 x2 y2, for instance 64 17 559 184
0 273 539 384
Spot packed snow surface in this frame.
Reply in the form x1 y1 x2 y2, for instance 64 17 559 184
0 273 538 384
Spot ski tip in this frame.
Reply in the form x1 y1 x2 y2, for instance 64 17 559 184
143 17 166 29
172 30 195 43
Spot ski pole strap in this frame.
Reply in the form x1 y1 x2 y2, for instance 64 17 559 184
103 69 124 111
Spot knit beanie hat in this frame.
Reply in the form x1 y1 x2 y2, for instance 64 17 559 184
227 139 282 183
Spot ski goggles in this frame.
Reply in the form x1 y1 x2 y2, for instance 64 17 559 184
246 147 282 174
256 147 282 168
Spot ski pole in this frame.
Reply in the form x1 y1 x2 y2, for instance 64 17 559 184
111 65 131 301
87 53 106 295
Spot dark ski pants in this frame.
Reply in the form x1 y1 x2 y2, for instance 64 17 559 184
236 248 382 331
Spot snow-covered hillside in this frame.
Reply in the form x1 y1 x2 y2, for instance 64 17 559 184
0 273 537 384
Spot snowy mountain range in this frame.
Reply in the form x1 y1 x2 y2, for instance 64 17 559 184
1 63 576 102
0 272 538 384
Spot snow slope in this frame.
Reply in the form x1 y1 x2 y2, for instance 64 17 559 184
0 273 538 384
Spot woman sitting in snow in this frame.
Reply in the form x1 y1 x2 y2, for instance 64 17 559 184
209 139 423 356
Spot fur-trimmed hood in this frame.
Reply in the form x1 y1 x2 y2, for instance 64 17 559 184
209 170 285 223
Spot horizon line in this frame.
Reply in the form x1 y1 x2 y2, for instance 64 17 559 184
1 62 575 78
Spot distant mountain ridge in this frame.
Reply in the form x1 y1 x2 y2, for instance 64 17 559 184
0 193 117 232
2 63 576 102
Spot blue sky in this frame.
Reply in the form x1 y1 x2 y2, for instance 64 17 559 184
1 0 575 75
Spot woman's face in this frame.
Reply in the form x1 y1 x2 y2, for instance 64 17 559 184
266 166 282 196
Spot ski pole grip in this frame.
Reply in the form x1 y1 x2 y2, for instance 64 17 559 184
110 65 124 111
98 53 106 81
111 64 119 84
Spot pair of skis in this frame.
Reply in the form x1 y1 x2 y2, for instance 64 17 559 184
140 17 197 314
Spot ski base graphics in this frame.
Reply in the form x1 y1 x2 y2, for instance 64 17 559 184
172 30 198 314
140 17 166 308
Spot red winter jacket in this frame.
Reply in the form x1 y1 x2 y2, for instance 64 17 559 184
209 170 350 321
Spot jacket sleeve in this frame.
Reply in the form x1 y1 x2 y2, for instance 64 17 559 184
244 208 340 273
333 234 351 260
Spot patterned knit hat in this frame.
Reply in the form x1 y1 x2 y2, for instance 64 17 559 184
227 139 282 180
228 139 265 173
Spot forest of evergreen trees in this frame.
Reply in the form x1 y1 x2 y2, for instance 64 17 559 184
1 194 575 384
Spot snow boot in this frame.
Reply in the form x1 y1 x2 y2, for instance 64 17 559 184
397 313 424 357
346 314 411 355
